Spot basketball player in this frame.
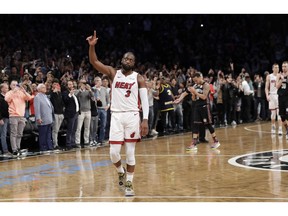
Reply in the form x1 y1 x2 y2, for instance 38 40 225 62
265 63 282 135
86 30 149 196
276 61 288 139
174 72 220 151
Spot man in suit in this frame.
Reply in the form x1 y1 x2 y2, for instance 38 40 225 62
34 83 54 153
62 80 80 150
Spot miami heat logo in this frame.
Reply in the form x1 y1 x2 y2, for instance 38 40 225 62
130 132 135 138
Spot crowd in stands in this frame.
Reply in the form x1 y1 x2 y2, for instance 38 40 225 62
0 14 287 157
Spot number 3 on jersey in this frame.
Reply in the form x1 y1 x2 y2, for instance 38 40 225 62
125 90 131 97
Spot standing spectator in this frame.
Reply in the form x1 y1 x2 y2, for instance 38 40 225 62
62 80 80 150
156 76 175 134
241 74 254 123
214 71 226 127
102 76 111 140
151 78 160 135
146 78 159 136
93 76 110 146
89 87 99 146
34 84 54 153
5 80 33 157
170 77 183 132
49 79 65 151
253 74 266 121
0 83 12 157
75 79 93 147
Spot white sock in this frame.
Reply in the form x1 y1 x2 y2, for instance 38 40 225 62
116 165 124 173
126 172 134 182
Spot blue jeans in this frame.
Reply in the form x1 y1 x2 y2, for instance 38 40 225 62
174 103 183 130
0 118 9 153
97 109 107 143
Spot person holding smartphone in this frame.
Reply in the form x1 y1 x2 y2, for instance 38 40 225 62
5 80 33 157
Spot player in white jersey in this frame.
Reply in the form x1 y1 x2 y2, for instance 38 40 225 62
265 63 282 135
86 30 149 196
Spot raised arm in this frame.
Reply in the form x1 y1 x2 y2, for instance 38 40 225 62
174 91 189 104
86 30 116 81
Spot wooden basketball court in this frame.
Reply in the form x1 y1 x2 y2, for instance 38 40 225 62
0 121 288 202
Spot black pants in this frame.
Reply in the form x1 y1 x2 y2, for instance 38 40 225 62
65 113 78 147
190 106 205 140
160 110 175 132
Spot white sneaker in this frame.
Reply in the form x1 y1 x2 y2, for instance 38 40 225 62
2 152 13 158
271 126 276 134
151 129 159 135
186 144 198 152
278 129 283 136
231 121 237 126
211 141 221 149
125 181 135 196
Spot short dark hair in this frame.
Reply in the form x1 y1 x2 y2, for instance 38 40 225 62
52 78 60 84
102 76 109 81
192 72 202 78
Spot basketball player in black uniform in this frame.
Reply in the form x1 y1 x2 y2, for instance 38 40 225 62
174 72 220 151
276 61 288 139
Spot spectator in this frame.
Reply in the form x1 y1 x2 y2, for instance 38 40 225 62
34 84 54 153
93 76 110 146
0 83 12 157
75 79 93 147
62 80 80 150
5 80 33 157
49 79 65 151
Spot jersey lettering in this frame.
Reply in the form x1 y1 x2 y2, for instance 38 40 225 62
115 81 135 90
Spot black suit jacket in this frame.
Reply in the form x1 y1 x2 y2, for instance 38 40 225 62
62 91 81 118
0 94 9 120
